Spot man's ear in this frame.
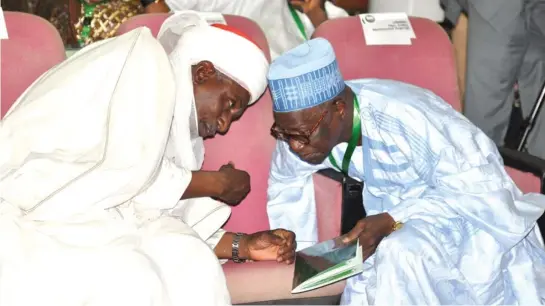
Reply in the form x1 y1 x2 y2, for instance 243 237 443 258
332 97 347 118
192 60 217 84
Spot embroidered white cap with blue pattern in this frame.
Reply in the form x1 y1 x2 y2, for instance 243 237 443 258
267 38 345 113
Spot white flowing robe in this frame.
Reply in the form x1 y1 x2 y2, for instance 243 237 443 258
0 28 231 306
267 79 545 304
163 0 348 59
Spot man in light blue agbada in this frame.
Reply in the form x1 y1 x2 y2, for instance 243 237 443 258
266 38 545 304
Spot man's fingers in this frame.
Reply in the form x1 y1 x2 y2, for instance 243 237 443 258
273 229 295 242
270 230 296 263
277 245 288 255
278 246 296 264
281 253 295 264
342 219 366 244
221 162 234 169
277 240 295 254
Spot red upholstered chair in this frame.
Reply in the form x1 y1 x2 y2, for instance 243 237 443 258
313 16 545 239
1 11 65 119
117 13 345 304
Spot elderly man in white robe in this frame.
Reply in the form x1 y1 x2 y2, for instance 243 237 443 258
0 12 296 306
141 0 348 59
266 38 545 304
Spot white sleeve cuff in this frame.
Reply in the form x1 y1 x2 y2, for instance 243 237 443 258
206 228 228 265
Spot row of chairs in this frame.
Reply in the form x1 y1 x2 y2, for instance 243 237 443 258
1 12 66 117
3 11 545 304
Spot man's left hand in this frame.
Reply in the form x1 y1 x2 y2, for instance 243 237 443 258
289 0 324 14
242 229 296 264
341 213 396 261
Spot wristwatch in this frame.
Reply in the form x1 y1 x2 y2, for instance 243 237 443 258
392 221 404 231
232 232 246 263
140 0 162 8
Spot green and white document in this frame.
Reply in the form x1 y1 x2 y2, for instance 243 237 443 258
291 237 363 294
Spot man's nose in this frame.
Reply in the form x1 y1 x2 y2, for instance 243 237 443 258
217 113 232 134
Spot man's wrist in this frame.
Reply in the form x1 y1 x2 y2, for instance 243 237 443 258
209 171 227 198
383 213 397 236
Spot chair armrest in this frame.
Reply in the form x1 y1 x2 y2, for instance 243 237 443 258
499 147 545 193
313 174 343 242
317 168 344 183
223 261 345 304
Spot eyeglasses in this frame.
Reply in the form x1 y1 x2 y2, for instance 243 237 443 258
270 109 328 145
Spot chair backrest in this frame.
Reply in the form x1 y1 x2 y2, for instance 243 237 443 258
1 11 66 118
118 13 274 233
197 16 273 233
203 92 276 233
116 13 271 62
312 16 460 111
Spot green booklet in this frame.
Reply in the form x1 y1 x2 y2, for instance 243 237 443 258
291 237 363 294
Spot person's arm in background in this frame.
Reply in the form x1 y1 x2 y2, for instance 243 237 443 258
291 0 349 37
290 0 328 28
267 140 326 250
143 0 171 13
440 0 469 104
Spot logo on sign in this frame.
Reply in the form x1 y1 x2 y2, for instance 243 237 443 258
364 15 375 23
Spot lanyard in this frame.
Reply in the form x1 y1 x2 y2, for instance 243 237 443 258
328 95 361 175
288 4 308 40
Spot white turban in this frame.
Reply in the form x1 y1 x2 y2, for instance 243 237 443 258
157 10 269 105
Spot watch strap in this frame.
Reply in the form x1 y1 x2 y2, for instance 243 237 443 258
232 232 246 263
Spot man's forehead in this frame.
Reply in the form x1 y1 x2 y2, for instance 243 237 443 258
222 75 250 100
274 108 317 128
